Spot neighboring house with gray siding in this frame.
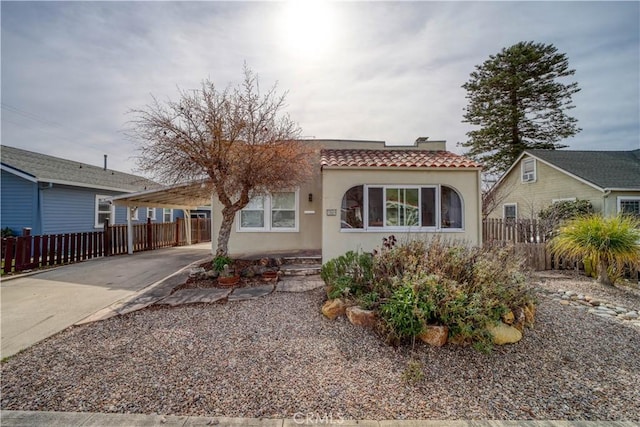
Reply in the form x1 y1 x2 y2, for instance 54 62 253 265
486 149 640 220
1 145 180 236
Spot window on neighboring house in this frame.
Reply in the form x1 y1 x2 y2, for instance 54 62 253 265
238 191 298 232
130 208 139 221
503 204 517 221
95 195 115 228
163 208 172 222
522 158 536 182
340 185 463 231
618 197 640 217
146 208 156 220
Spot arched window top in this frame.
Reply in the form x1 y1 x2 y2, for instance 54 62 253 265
341 185 364 229
338 184 464 231
440 185 463 229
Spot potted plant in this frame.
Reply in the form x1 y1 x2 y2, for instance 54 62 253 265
218 264 240 287
213 256 240 287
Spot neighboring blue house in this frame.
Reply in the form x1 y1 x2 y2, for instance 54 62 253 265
1 145 183 236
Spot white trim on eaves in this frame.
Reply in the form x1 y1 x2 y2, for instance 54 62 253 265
2 164 142 193
1 164 38 182
38 178 138 193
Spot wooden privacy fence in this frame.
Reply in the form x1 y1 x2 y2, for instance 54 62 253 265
1 218 211 275
483 217 550 244
483 218 639 280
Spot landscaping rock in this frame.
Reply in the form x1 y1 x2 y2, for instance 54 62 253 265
502 310 515 325
487 322 523 345
418 325 449 347
189 267 206 278
321 298 347 320
345 306 376 327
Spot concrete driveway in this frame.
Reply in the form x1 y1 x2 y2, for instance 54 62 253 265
0 243 211 359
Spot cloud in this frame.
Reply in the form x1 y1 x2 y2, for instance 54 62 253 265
1 1 638 175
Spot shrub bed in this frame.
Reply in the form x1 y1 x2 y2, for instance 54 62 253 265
321 236 536 352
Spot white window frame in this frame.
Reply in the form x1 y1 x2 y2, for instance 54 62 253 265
95 195 115 228
521 158 536 183
341 184 463 233
163 208 172 223
237 190 299 232
146 208 156 221
617 196 640 216
381 185 421 230
130 208 139 221
503 203 517 220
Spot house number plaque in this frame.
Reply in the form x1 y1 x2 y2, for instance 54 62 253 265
326 209 337 216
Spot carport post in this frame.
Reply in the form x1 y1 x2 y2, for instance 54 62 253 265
127 207 135 255
185 209 192 245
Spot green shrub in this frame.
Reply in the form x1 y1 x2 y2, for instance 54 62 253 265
380 281 429 344
326 275 355 299
538 199 594 238
321 250 373 298
212 255 233 272
357 291 380 310
322 236 536 352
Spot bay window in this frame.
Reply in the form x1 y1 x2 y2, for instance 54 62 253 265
340 185 463 231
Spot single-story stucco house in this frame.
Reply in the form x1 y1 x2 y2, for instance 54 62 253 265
212 138 483 262
108 137 482 262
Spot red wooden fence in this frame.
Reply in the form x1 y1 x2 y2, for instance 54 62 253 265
1 218 211 275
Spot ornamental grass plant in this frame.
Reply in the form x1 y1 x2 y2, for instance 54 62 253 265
549 214 640 286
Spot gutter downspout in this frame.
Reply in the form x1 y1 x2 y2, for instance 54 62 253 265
180 209 193 246
603 189 611 217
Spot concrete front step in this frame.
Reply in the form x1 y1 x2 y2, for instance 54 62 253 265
282 255 322 265
280 263 322 276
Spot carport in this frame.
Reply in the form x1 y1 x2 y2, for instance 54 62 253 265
107 180 214 255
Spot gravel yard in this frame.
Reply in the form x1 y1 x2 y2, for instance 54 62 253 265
1 272 639 421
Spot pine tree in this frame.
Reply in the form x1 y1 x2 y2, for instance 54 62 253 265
461 41 581 175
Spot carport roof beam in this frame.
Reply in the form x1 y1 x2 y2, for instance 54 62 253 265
106 180 214 209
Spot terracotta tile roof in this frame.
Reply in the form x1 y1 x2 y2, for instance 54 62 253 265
320 149 482 169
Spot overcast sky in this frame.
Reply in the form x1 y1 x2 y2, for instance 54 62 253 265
2 1 639 175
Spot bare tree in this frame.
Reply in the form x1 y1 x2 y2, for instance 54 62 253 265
130 65 315 256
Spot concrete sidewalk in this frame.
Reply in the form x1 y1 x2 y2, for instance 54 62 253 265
1 411 636 427
0 244 211 359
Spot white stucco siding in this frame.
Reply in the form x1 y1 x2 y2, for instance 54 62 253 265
210 176 323 257
321 167 482 262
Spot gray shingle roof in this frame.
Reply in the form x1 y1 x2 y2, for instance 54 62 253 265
0 145 159 192
526 149 640 190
